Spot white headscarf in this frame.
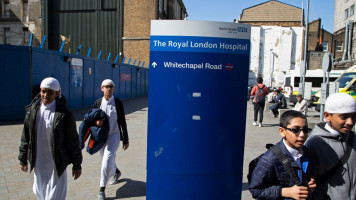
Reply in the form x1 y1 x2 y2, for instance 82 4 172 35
325 93 356 114
101 79 115 87
40 77 60 91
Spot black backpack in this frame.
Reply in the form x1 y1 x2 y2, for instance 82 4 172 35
255 85 265 103
247 144 301 186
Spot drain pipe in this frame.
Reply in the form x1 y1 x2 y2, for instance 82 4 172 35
342 22 349 61
348 21 353 60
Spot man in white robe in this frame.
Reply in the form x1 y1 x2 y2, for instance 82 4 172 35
19 77 82 200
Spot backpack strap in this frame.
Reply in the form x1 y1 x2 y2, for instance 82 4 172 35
316 132 354 185
270 145 302 186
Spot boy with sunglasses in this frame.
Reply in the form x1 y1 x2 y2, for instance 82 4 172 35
249 110 316 199
94 79 129 200
305 93 356 200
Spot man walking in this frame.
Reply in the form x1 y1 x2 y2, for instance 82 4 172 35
18 77 82 200
94 79 129 200
251 77 269 127
306 93 356 200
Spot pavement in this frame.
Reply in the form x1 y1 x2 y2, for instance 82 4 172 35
0 96 321 200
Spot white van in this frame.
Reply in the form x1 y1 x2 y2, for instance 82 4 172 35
283 69 344 103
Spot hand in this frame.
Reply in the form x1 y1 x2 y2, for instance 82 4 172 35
20 165 28 172
307 178 317 193
72 169 82 180
123 143 129 150
281 185 309 200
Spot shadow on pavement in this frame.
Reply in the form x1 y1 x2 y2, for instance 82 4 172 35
107 178 146 199
260 123 279 127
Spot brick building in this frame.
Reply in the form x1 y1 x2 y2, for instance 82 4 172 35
0 0 41 46
123 0 187 66
333 0 356 69
238 0 303 27
0 0 187 66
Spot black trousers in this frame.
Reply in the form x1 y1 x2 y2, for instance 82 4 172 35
253 102 265 123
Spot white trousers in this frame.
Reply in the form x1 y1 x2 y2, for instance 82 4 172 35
99 133 120 187
33 169 67 200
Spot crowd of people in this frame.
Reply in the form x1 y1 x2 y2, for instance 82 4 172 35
17 76 356 200
248 77 356 200
18 77 129 200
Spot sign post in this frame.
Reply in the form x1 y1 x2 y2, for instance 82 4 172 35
147 20 251 200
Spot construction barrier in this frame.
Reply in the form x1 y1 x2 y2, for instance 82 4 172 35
0 45 149 121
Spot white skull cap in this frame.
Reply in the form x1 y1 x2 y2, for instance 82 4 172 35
40 77 60 92
101 79 115 87
325 93 356 114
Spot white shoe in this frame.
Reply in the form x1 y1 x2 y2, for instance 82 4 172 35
252 121 257 126
110 171 121 185
259 123 262 127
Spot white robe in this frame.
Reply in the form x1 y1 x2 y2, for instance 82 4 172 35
99 96 121 187
33 100 67 200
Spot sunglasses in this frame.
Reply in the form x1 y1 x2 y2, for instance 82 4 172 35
284 127 312 134
103 85 114 89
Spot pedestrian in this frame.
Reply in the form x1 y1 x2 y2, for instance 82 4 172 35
249 110 316 199
305 93 356 200
94 79 129 200
270 89 287 118
18 77 82 200
250 77 269 127
293 94 308 115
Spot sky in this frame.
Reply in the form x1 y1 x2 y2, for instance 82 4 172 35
183 0 335 33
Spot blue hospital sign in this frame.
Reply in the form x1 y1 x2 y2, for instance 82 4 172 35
147 20 251 200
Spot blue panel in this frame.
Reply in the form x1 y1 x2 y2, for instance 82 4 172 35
69 59 84 110
32 48 53 85
94 62 112 100
53 55 70 104
147 21 250 200
136 68 141 97
0 45 31 121
94 62 106 100
83 60 95 107
131 67 137 98
119 65 132 100
112 65 121 98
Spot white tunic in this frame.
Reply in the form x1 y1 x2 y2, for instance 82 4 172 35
99 96 121 187
33 100 67 200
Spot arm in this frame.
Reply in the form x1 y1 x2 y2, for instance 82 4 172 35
18 108 30 171
251 85 257 96
250 155 309 200
65 111 83 179
249 156 283 199
116 99 129 149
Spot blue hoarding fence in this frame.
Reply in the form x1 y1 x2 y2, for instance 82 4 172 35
0 45 149 121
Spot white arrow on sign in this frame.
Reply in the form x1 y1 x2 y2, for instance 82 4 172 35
152 62 157 68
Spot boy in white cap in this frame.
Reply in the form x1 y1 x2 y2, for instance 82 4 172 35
18 77 83 200
305 93 356 200
93 79 129 200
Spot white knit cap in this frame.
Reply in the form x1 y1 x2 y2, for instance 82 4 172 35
325 93 356 114
101 79 115 87
40 77 60 92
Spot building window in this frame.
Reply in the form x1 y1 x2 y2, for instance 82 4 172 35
158 0 163 14
322 42 328 52
345 8 349 19
23 0 29 22
351 5 355 16
23 27 30 45
336 41 343 52
2 0 10 18
174 1 181 19
3 27 10 44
